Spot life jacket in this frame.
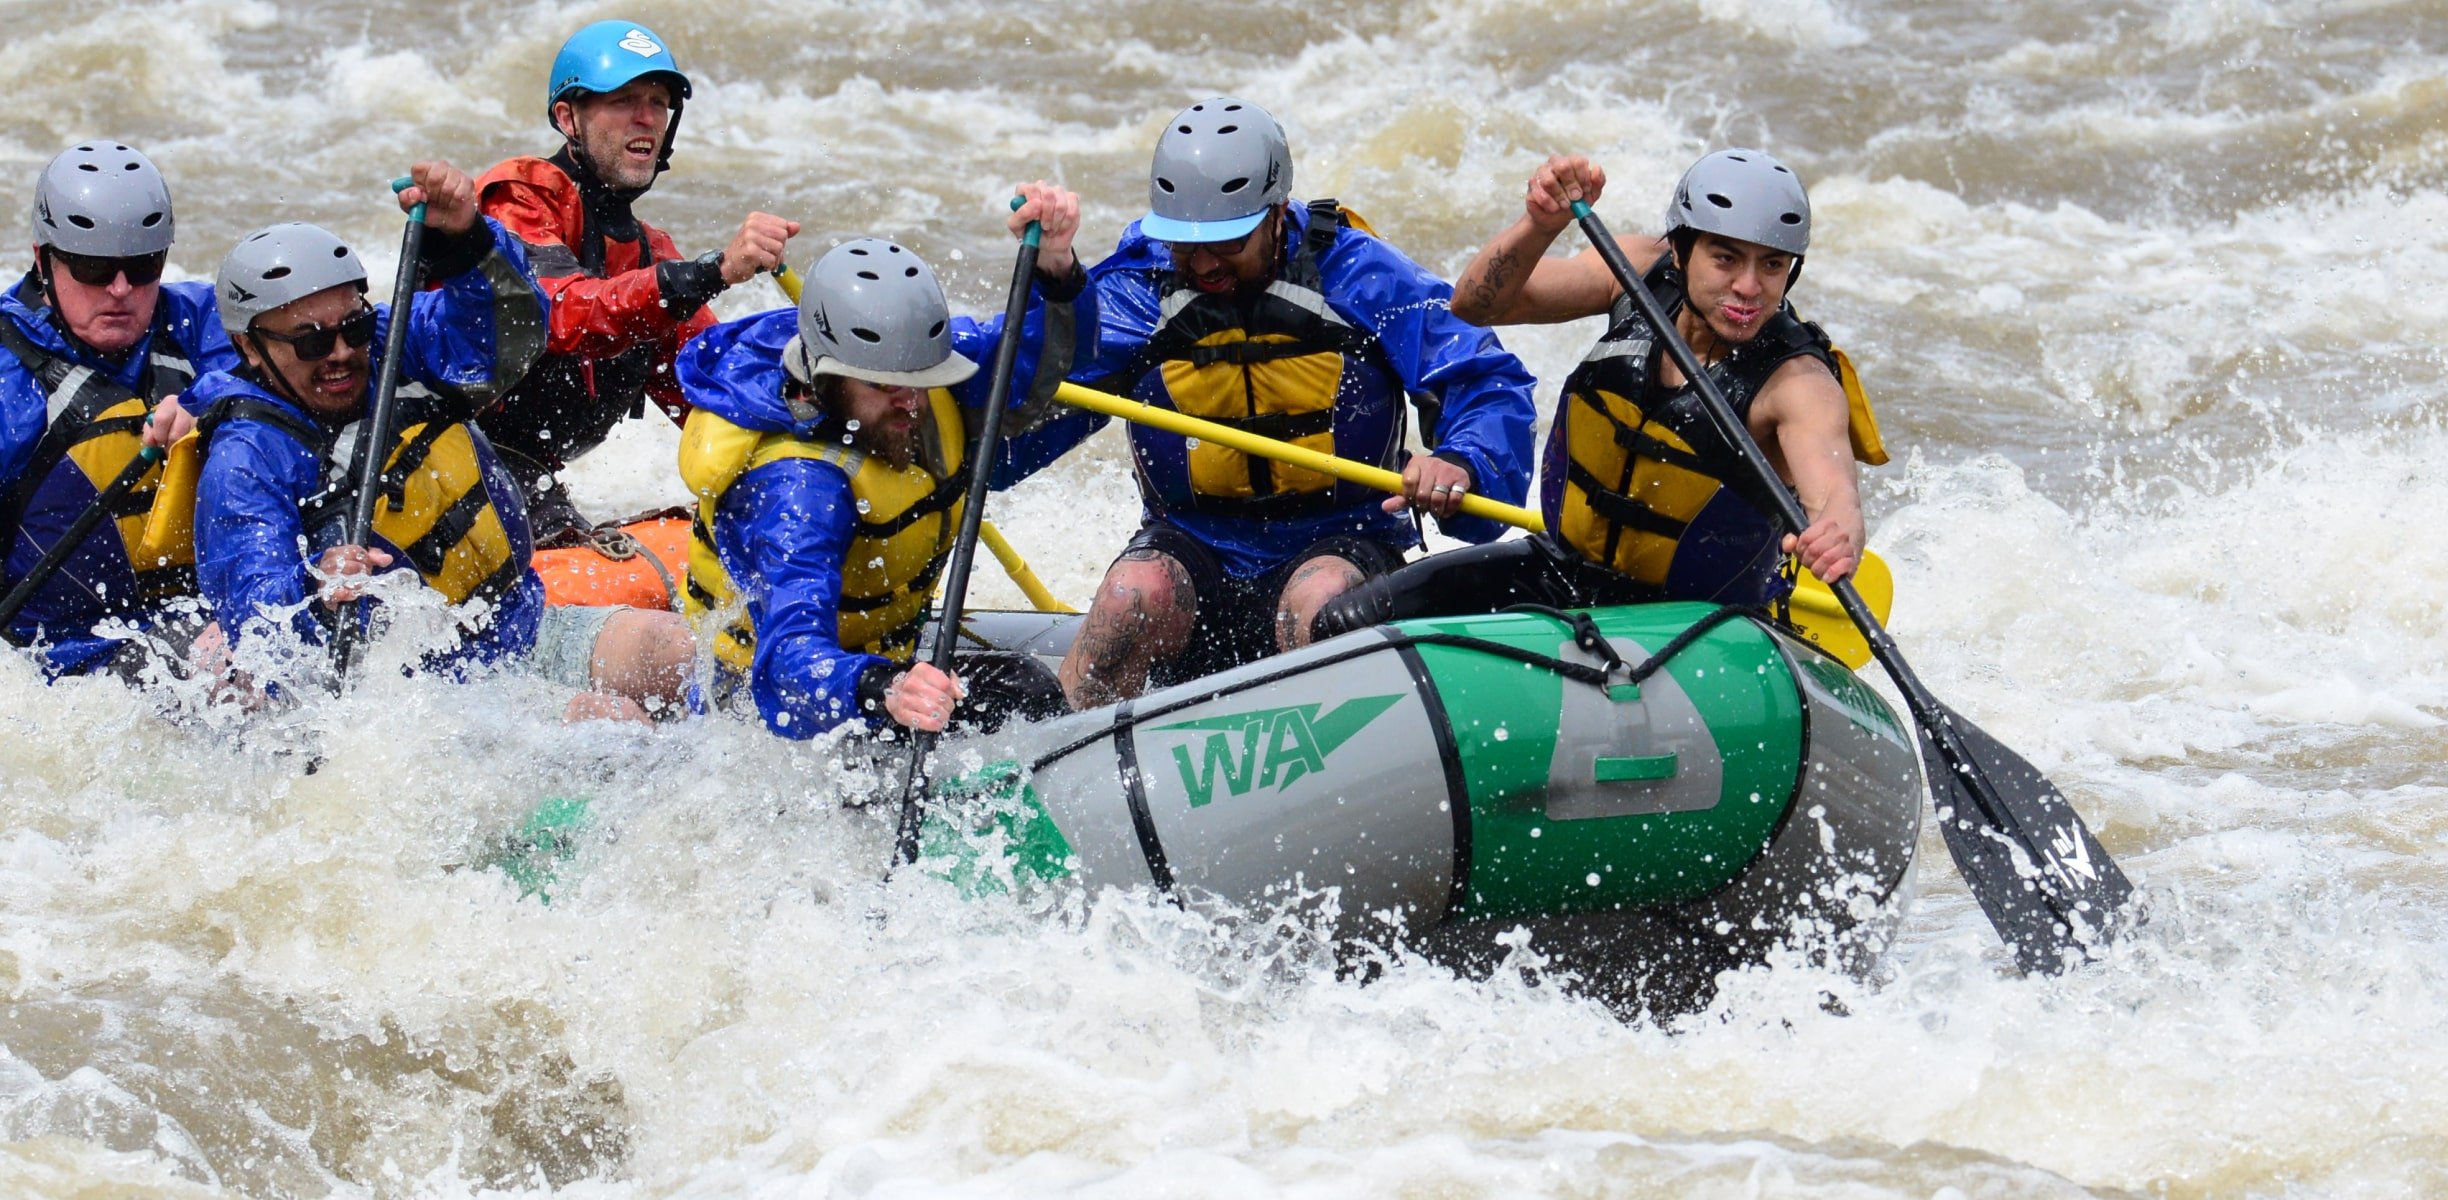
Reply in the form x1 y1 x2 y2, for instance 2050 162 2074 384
474 150 681 472
1116 200 1423 522
679 393 967 672
0 289 199 625
1543 257 1887 607
148 391 526 609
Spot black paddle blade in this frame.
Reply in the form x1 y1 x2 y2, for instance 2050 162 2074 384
1917 701 2134 975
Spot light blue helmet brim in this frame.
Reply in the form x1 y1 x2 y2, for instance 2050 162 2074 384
1138 208 1267 245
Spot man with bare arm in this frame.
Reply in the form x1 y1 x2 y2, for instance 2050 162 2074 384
1315 149 1884 638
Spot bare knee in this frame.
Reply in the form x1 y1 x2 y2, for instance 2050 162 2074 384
1275 555 1365 651
589 608 694 714
1060 552 1197 708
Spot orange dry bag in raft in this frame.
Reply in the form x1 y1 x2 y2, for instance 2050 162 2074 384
533 514 693 610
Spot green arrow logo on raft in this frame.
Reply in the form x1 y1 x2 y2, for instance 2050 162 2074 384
1152 694 1405 808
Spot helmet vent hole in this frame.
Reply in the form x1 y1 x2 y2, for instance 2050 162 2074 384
856 270 880 281
1223 104 1242 112
142 213 163 226
263 266 292 280
67 215 93 229
1728 154 1749 162
849 247 870 256
124 163 140 171
1705 192 1734 209
852 327 882 344
1156 178 1176 194
1774 165 1791 173
1217 124 1239 135
77 163 99 173
903 266 918 278
1778 212 1801 224
1221 177 1249 194
1177 124 1194 134
927 320 945 337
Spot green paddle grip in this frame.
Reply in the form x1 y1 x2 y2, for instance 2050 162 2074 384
1011 193 1041 248
391 175 427 223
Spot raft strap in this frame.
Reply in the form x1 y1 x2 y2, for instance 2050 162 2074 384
1023 606 1758 774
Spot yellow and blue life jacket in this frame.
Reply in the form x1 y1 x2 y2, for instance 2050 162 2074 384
155 394 526 610
1118 199 1421 522
680 390 967 672
0 305 199 625
1541 257 1886 608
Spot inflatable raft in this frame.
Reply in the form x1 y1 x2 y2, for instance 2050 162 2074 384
923 602 1923 1010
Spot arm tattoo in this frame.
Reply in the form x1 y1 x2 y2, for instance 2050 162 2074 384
1466 245 1522 321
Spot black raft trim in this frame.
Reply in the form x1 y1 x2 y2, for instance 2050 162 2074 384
1393 634 1474 923
1112 700 1180 897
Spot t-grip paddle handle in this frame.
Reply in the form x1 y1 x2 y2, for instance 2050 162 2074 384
391 175 427 224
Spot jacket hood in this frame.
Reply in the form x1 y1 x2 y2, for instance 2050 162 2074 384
672 307 811 436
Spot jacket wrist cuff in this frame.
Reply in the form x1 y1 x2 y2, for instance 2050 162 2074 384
418 223 494 280
1032 259 1088 303
1431 450 1478 491
657 253 729 319
855 662 900 718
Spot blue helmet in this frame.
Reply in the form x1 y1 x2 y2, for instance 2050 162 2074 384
546 21 693 175
547 21 692 112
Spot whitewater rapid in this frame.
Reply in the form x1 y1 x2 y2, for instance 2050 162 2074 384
3 0 2446 1195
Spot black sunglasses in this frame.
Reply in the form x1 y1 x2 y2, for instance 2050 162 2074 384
253 306 377 361
49 247 169 288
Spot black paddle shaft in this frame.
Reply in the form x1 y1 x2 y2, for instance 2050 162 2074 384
329 192 429 681
1572 204 2132 973
891 216 1044 866
0 445 163 631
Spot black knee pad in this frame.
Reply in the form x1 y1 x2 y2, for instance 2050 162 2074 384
1310 582 1393 642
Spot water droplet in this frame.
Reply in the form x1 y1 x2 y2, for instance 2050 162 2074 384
855 499 872 514
845 419 862 431
1184 437 1200 449
1585 873 1602 887
1528 826 1542 838
1493 726 1510 741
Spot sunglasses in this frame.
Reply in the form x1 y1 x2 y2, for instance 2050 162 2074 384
50 248 168 288
253 306 377 361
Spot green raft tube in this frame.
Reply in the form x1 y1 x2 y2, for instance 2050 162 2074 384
922 602 1924 1011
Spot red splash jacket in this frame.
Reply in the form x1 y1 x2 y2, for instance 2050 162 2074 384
472 150 721 473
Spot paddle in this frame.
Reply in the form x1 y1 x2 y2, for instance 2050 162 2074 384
1569 199 2130 973
0 443 164 631
326 177 429 681
889 198 1042 867
774 264 1072 615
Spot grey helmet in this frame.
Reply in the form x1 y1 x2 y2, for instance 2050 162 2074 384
789 238 977 389
31 142 175 257
1142 96 1292 243
1663 148 1811 258
215 223 368 334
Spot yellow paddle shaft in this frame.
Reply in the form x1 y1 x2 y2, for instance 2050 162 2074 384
978 520 1075 613
1050 379 1892 666
1051 381 1544 531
